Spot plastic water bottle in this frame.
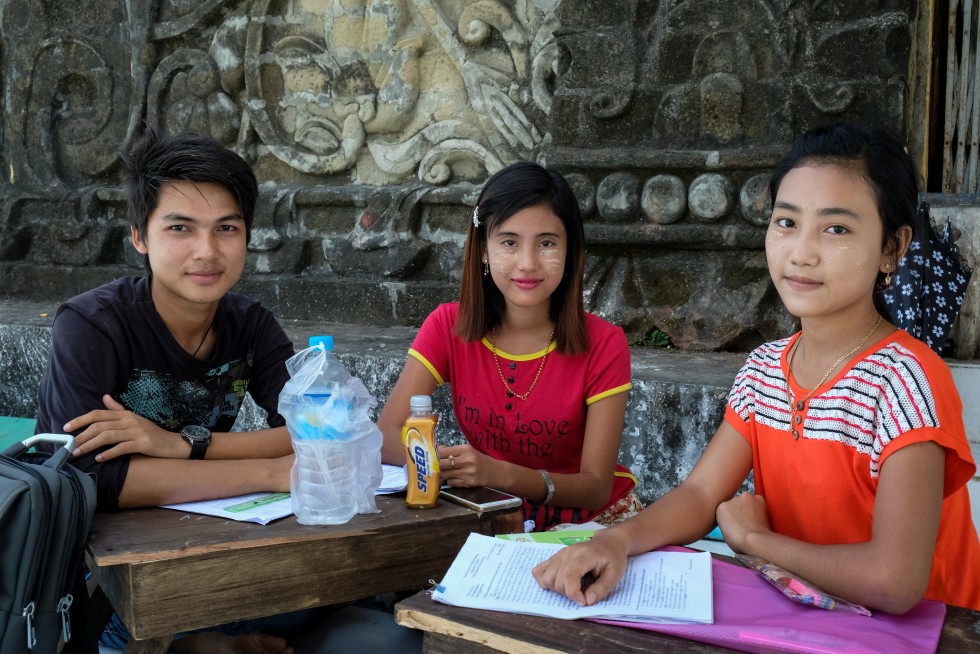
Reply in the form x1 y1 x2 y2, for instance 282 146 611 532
290 335 358 525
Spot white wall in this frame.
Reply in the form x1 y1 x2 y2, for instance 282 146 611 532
949 360 980 532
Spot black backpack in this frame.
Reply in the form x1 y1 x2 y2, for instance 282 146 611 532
0 434 98 654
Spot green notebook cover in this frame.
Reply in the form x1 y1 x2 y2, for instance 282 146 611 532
495 530 596 546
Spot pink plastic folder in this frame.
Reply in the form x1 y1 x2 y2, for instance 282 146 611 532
595 549 946 654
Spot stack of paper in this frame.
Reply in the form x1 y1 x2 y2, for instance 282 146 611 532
433 533 713 624
377 464 408 494
161 464 410 524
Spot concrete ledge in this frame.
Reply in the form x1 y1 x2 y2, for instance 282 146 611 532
2 299 976 518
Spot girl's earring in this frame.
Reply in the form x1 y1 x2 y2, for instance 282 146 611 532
884 265 892 286
483 261 489 276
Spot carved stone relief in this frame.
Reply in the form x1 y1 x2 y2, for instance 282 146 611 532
0 0 918 351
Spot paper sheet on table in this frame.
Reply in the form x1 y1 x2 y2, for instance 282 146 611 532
433 533 713 624
377 463 408 493
161 464 409 524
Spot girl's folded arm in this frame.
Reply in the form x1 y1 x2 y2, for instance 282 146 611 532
736 440 945 614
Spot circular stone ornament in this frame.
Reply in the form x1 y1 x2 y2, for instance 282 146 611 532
641 174 686 224
688 173 734 222
596 172 641 223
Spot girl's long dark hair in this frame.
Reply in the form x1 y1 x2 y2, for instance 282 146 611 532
456 161 588 354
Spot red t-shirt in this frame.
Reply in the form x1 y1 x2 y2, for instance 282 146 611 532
409 303 635 530
726 329 980 610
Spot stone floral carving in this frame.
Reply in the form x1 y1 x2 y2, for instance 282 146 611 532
237 0 552 184
0 0 923 353
148 49 241 144
544 0 914 348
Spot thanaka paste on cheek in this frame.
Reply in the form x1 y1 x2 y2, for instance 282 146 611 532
488 249 514 274
540 248 564 276
764 231 782 260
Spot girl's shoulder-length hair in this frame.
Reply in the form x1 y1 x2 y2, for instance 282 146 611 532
454 161 589 355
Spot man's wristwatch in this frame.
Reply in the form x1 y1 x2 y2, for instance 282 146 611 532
181 425 212 460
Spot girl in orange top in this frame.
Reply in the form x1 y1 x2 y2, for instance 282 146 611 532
533 123 980 613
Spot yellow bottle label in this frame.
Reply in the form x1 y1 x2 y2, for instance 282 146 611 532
403 415 439 508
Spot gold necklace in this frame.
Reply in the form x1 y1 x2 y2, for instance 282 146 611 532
490 324 556 401
786 314 882 440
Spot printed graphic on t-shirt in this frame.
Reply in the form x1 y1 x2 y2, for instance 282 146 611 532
119 357 252 431
457 394 574 462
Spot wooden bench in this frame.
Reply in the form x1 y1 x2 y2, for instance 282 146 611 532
394 590 980 653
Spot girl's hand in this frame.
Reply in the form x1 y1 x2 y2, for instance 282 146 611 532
532 530 630 606
438 444 496 487
715 492 772 554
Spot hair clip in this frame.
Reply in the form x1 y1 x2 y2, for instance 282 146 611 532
472 206 480 228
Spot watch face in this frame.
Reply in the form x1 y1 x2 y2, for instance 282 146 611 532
182 425 211 442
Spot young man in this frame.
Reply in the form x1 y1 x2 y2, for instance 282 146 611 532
35 129 301 654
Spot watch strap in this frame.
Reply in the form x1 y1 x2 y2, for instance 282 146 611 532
181 425 211 460
189 438 208 460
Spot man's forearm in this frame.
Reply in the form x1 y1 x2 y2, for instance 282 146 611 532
206 426 292 459
117 455 291 508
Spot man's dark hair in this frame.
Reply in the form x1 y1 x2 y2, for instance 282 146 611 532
123 128 258 244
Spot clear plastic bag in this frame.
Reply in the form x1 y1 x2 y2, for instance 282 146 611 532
735 554 872 615
279 337 382 525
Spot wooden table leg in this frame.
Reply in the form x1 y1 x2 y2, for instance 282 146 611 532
423 632 501 654
122 636 172 654
88 577 173 654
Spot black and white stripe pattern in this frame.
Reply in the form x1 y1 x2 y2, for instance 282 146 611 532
729 338 939 478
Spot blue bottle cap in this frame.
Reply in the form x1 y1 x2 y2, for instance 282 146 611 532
309 335 334 350
303 386 333 400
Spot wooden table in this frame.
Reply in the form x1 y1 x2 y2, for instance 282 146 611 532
394 591 980 653
85 494 509 654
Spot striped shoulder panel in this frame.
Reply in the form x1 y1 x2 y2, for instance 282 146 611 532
804 340 938 477
728 338 792 429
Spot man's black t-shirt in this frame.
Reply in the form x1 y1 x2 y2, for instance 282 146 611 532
35 276 294 511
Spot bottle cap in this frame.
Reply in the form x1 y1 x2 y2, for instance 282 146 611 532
410 395 432 413
303 386 333 400
309 335 334 350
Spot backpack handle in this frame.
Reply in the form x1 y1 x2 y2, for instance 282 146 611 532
3 433 78 468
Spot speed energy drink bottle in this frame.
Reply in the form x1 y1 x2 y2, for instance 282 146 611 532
403 394 440 508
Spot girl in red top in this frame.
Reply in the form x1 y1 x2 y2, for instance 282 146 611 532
378 162 640 532
533 123 980 612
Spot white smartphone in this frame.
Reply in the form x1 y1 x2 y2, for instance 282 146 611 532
439 486 522 514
